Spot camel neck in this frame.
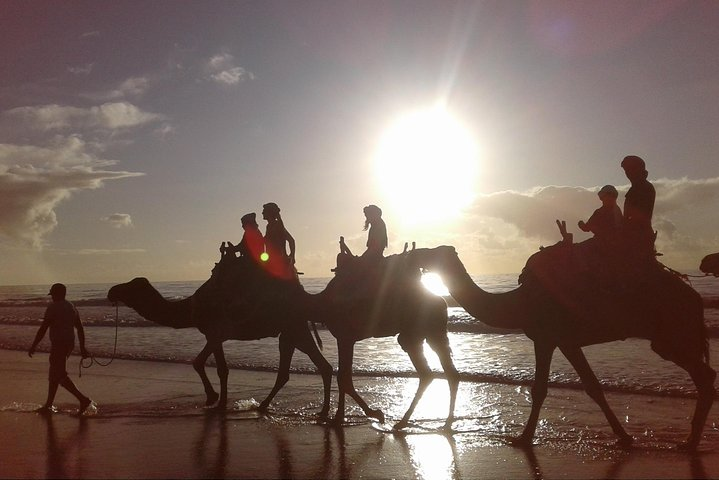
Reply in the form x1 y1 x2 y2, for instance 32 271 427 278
430 252 527 331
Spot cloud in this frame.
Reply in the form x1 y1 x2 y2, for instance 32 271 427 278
153 123 175 139
68 63 94 75
80 31 100 39
75 248 145 255
0 102 164 132
0 136 143 247
205 53 255 85
466 177 719 270
101 213 133 228
82 76 152 101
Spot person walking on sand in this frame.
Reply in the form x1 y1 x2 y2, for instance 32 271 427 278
621 155 656 259
361 204 387 263
262 202 297 280
29 283 93 414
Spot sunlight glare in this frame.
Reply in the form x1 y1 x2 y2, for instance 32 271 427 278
375 106 479 224
407 435 456 480
421 272 449 296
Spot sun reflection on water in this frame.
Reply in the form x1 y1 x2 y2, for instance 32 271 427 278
406 435 456 480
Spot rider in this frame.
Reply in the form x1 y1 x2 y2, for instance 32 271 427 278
621 155 656 260
262 202 297 281
360 204 387 264
226 212 264 263
578 184 623 245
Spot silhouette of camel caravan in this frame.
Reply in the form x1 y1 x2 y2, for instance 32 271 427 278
108 248 460 429
107 254 333 416
409 227 715 450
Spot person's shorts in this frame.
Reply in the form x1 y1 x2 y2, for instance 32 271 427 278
49 347 72 382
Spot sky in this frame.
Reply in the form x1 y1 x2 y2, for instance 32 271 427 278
1 0 718 285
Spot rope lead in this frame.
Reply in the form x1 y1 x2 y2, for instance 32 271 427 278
79 302 119 377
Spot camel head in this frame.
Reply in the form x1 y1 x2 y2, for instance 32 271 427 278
107 277 156 308
700 252 719 276
406 246 463 276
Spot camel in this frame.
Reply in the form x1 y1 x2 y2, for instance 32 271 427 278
317 250 460 429
700 252 719 276
406 240 716 450
107 257 333 416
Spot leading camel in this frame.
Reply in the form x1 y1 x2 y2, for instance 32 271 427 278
107 257 333 416
407 241 715 450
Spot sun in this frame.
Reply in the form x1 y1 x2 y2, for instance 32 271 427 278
374 106 479 224
421 272 450 296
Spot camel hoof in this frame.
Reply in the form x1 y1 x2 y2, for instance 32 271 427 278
393 420 409 431
205 391 220 406
676 439 699 452
330 416 345 427
615 435 634 449
317 408 330 422
508 435 534 447
208 401 227 412
368 409 385 424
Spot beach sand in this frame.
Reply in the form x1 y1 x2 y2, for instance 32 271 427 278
1 349 717 479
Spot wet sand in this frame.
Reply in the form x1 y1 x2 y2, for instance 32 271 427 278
1 349 717 479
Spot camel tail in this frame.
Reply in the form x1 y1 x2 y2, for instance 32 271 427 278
311 321 323 351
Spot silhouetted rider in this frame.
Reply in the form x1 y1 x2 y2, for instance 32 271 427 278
262 202 297 281
361 204 387 263
621 155 656 259
226 212 264 263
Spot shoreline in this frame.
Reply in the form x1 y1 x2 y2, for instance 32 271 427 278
1 349 718 479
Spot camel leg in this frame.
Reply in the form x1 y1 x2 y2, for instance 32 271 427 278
334 340 384 424
673 358 716 451
193 342 220 407
293 327 333 419
428 333 460 430
511 342 555 446
258 333 294 412
213 345 229 409
559 346 632 446
395 336 433 430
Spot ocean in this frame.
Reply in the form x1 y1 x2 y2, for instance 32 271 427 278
1 273 718 400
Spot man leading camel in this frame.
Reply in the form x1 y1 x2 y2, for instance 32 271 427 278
29 283 93 414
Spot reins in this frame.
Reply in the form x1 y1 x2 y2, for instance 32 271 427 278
78 302 120 377
660 263 715 288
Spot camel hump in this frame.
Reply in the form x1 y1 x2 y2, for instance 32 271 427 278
327 251 423 302
192 253 305 328
519 238 668 299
